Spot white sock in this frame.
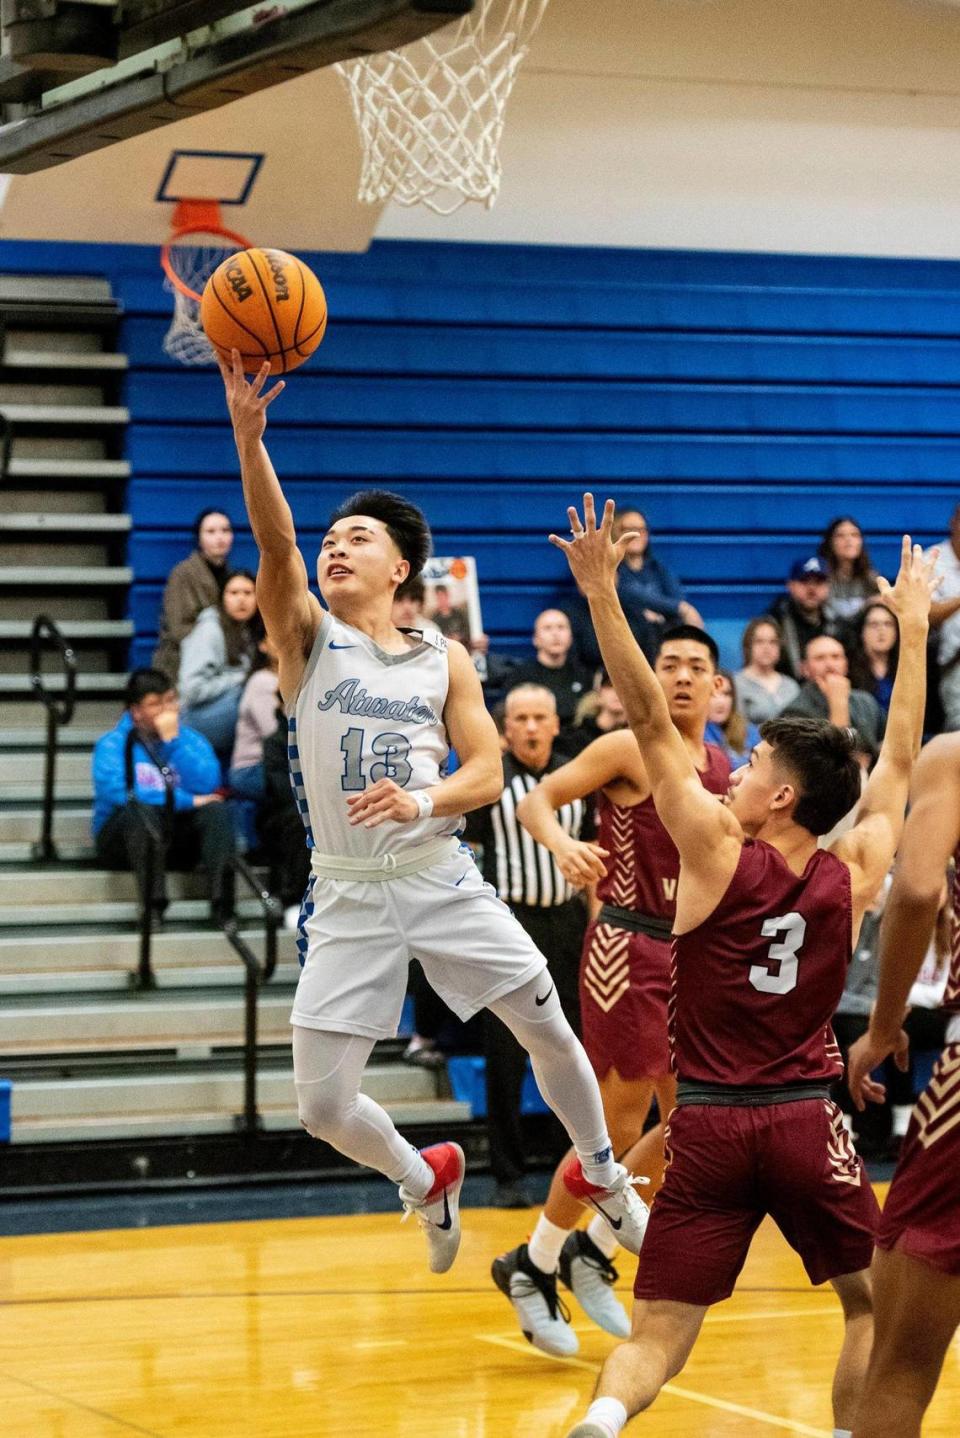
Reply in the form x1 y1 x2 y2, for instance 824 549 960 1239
833 1429 853 1437
396 1148 435 1203
587 1213 619 1259
583 1397 628 1435
580 1143 618 1189
892 1105 912 1137
527 1213 570 1274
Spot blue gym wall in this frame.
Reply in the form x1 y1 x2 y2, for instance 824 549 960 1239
3 236 960 670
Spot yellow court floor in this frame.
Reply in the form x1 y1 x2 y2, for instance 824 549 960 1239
1 1185 958 1438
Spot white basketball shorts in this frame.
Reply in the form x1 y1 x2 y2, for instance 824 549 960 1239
290 845 548 1039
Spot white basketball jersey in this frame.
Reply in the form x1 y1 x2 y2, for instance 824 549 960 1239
287 611 462 859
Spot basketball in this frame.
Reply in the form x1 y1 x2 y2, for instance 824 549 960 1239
200 247 327 375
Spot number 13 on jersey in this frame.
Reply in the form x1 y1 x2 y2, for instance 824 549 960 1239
340 726 413 791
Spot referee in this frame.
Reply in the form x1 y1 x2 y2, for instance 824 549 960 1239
465 682 592 1207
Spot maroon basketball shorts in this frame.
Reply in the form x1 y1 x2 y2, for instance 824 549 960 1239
634 1098 879 1305
579 920 671 1081
877 1042 960 1276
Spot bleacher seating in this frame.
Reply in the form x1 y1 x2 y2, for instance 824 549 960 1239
80 235 960 669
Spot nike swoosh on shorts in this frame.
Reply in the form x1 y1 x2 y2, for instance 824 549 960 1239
535 985 555 1007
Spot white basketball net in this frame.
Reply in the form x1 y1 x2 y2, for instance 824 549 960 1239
162 232 242 367
335 0 550 215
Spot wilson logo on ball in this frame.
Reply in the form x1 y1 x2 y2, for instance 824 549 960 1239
265 251 290 302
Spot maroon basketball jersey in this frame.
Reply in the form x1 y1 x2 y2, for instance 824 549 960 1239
671 839 852 1086
595 744 731 920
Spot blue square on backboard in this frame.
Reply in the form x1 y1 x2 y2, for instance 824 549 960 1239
0 1080 10 1142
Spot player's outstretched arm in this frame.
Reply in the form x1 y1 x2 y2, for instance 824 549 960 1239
346 640 502 829
516 729 642 887
550 494 739 875
847 734 960 1109
831 536 939 918
218 351 321 696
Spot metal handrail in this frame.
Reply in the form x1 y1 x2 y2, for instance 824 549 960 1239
29 614 77 862
124 725 175 991
219 854 282 1136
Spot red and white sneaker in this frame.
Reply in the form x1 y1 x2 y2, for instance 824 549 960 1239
562 1157 650 1257
399 1142 466 1274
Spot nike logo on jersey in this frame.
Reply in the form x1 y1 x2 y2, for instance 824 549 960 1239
328 642 356 649
534 984 555 1007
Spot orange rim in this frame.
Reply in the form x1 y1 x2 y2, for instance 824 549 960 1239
160 222 254 303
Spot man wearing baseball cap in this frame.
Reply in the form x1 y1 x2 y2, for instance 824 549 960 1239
766 554 834 680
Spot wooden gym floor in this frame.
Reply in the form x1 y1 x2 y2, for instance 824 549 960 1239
1 1181 957 1437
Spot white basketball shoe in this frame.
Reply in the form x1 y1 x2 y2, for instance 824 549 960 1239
562 1157 650 1256
399 1141 466 1274
559 1229 631 1338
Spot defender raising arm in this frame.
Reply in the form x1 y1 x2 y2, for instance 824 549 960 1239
552 496 936 1438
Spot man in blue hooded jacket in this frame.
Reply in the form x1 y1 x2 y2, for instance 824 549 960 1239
92 668 236 923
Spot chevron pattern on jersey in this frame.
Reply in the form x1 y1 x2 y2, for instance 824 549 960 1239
605 804 638 910
914 1042 960 1150
583 922 631 1014
824 1102 863 1187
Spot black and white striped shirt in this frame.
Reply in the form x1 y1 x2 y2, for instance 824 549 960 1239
466 751 589 908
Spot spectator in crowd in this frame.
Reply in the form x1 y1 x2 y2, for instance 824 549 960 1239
733 616 800 723
179 570 264 761
465 683 592 1207
153 508 235 682
92 668 235 925
925 503 960 730
228 637 280 805
562 506 701 668
766 554 833 680
818 515 880 628
704 669 761 768
227 637 281 850
561 673 629 755
258 701 310 929
509 608 594 728
848 601 900 715
780 631 885 748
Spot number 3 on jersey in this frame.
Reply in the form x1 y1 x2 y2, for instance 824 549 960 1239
750 912 807 995
340 726 413 791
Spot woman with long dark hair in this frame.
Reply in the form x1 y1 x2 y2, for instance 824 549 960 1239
819 515 879 627
152 507 235 682
179 569 264 759
848 601 900 714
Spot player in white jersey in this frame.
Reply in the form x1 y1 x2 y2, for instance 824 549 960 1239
218 354 648 1273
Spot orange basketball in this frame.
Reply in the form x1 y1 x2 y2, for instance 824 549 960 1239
200 247 327 376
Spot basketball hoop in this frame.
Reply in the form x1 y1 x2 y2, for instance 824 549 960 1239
160 200 253 366
335 0 550 215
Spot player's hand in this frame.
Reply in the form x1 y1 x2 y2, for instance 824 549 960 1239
346 779 420 828
847 1025 910 1111
217 350 285 448
876 535 941 631
549 494 638 597
193 793 224 807
556 838 610 888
